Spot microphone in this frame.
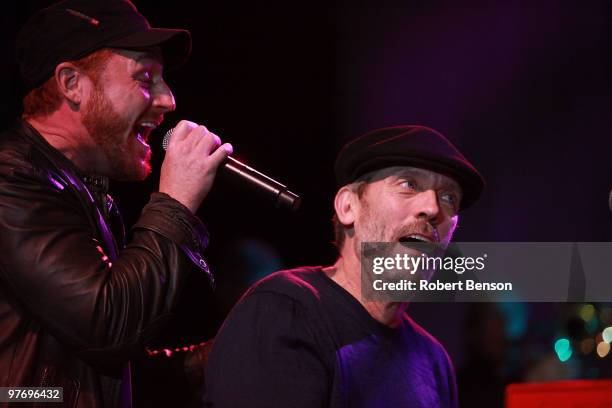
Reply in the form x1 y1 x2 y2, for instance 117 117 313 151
162 128 301 211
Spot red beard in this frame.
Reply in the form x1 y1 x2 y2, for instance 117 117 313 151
82 84 152 181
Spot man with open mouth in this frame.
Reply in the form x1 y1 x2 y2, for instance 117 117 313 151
205 125 484 407
0 1 231 406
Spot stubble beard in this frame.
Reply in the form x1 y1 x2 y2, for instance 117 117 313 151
353 196 391 253
354 196 442 282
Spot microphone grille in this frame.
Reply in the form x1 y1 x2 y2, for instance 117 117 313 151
162 128 174 151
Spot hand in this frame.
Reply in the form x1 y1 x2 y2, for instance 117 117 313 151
159 120 233 213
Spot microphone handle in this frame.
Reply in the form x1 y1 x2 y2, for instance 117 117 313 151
223 156 301 211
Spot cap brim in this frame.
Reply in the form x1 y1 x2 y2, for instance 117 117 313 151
107 28 192 70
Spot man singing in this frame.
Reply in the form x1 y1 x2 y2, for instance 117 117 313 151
0 1 231 406
205 125 484 407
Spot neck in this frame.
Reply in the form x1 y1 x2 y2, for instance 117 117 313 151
325 253 406 327
26 111 107 174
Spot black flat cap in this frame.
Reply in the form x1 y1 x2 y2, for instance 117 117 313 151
16 0 192 92
334 125 485 210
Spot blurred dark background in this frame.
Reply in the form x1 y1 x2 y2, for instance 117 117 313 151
3 1 612 407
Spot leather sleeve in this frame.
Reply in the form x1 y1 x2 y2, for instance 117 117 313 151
0 154 208 367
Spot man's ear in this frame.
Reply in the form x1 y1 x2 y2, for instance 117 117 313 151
53 62 85 107
334 185 358 227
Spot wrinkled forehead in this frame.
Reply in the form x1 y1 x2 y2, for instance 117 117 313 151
360 166 462 192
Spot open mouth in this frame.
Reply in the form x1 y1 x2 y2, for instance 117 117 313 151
398 235 441 256
399 235 433 244
134 122 157 146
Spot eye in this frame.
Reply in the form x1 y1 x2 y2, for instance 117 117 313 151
439 191 460 209
136 71 153 86
399 179 418 191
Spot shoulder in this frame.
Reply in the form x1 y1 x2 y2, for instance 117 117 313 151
212 267 330 346
214 266 338 345
222 267 332 321
0 124 70 192
0 126 36 173
247 266 328 301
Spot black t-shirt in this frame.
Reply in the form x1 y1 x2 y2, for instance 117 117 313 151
205 266 458 407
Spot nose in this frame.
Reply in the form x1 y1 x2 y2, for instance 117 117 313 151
414 189 442 225
152 81 176 113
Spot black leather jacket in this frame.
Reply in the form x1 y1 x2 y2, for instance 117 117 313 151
0 121 210 407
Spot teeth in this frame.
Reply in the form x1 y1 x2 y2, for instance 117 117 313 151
139 122 157 129
408 235 431 243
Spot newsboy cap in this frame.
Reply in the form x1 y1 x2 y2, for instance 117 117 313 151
16 0 192 92
334 125 485 210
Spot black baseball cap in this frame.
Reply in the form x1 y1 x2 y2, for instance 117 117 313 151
16 0 192 92
334 125 485 210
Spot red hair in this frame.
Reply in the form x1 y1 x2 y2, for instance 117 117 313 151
22 48 114 118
